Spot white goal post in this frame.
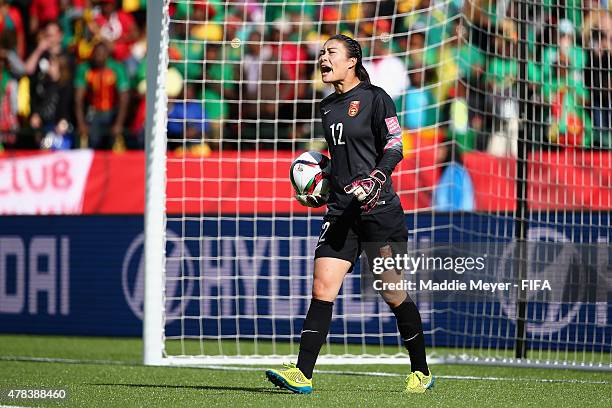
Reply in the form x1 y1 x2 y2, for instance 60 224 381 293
144 0 611 370
144 0 169 366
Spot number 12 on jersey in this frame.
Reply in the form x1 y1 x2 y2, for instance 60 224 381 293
329 123 345 145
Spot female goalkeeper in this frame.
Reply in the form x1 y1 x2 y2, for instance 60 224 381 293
265 34 433 394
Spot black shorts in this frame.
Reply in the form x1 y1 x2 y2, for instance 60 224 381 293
314 205 408 270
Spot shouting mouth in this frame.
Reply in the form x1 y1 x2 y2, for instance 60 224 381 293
320 65 332 76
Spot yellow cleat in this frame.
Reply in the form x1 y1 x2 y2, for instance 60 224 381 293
404 370 435 393
265 362 313 394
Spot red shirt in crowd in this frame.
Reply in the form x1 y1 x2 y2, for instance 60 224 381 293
0 5 25 57
94 10 137 61
271 43 308 100
75 59 130 112
29 0 61 25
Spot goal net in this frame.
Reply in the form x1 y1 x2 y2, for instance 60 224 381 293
145 0 611 369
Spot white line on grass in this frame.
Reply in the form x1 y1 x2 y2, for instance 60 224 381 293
200 364 610 385
1 405 42 408
2 356 609 385
0 356 126 365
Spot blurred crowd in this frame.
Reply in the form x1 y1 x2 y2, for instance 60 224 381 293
0 0 610 153
0 0 145 150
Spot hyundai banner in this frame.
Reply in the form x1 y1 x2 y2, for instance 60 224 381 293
0 215 609 351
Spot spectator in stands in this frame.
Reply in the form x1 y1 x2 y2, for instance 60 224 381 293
128 54 147 148
25 22 74 149
238 0 264 25
314 6 348 43
25 22 67 75
433 19 486 103
484 19 520 156
173 0 217 25
543 20 586 84
28 0 61 37
241 30 292 150
451 20 485 82
74 41 129 149
270 18 309 98
0 0 25 59
401 0 453 51
402 62 437 130
188 2 222 43
441 77 483 152
167 76 210 155
241 29 270 149
463 0 497 52
435 19 487 152
63 1 90 60
538 18 592 148
269 19 312 147
242 30 269 98
218 13 244 124
168 1 217 82
345 1 379 31
584 8 612 149
87 0 139 62
540 0 590 33
0 43 18 148
0 26 25 79
582 4 612 47
363 38 408 104
203 43 234 146
124 20 146 78
222 13 244 61
405 23 437 69
485 19 519 101
543 37 592 148
433 141 475 211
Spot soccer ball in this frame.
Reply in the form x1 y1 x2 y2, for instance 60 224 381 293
290 151 331 199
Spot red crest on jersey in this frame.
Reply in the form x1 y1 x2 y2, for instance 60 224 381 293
348 100 360 117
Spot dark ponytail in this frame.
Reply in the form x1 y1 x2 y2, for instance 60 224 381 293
328 34 371 85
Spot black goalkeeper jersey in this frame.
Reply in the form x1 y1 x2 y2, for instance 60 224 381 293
320 82 404 215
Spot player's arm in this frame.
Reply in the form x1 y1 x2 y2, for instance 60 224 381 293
345 91 403 212
372 90 404 178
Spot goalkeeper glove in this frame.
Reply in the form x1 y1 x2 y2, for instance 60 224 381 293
344 169 387 213
296 194 327 208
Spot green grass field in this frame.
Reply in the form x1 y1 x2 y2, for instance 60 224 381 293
0 335 610 407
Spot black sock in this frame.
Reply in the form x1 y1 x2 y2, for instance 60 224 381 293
296 298 333 379
392 300 429 375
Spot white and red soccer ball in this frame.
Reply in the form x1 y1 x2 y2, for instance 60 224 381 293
290 151 331 202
